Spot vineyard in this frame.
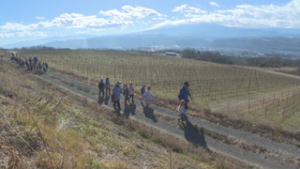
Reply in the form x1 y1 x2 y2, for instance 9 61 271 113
217 88 300 130
17 50 300 106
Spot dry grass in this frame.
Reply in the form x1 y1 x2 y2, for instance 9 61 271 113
0 58 248 169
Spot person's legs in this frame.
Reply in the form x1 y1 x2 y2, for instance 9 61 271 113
146 100 151 107
126 95 129 103
101 89 104 97
184 102 188 111
141 92 144 102
124 94 127 105
130 94 134 103
117 100 121 109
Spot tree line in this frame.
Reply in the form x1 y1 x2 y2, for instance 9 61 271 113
181 48 300 68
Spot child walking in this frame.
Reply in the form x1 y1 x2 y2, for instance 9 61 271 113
178 100 187 123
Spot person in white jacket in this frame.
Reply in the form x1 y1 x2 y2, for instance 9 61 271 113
128 83 135 103
178 99 187 123
142 86 152 108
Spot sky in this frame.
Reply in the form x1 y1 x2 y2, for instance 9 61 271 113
0 0 299 45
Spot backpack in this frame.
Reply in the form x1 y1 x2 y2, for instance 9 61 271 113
111 94 115 103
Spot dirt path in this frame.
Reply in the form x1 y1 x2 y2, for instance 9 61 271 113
4 58 300 169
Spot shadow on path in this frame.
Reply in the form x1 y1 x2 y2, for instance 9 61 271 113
180 120 207 148
123 103 136 118
141 101 158 123
112 106 121 116
98 95 104 105
104 93 110 105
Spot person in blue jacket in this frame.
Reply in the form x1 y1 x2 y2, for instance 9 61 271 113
112 81 123 110
105 77 110 94
178 81 193 111
33 56 38 63
45 62 48 72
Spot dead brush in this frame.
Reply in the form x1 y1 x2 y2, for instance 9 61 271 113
81 96 89 107
35 152 67 169
0 140 22 169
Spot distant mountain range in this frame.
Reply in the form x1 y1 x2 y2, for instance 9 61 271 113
1 23 300 52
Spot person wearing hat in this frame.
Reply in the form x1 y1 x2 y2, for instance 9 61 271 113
140 84 146 102
105 77 111 94
33 56 38 63
142 85 152 108
112 81 124 109
128 83 135 103
178 81 192 111
98 79 105 97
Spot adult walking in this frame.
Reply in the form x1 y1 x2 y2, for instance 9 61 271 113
11 53 14 61
42 63 47 73
25 59 30 70
98 79 105 97
105 78 110 94
128 83 135 103
123 84 129 105
142 86 152 108
33 56 38 63
112 81 123 110
140 84 146 102
45 62 48 72
178 81 193 111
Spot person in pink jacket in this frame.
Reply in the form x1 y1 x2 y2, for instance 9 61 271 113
142 86 152 108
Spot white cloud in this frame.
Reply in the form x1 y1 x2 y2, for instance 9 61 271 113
16 31 47 37
152 17 166 20
36 17 45 20
172 4 207 14
1 13 133 32
142 21 148 26
99 5 166 19
76 27 116 34
0 32 14 38
0 5 164 38
210 2 220 7
154 0 300 29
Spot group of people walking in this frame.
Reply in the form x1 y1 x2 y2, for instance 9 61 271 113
9 51 192 124
98 78 192 123
98 78 153 110
11 53 48 73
